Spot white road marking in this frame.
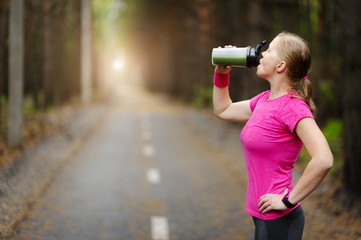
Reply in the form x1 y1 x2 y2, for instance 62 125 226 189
147 168 161 184
143 144 155 157
141 118 151 131
142 130 152 141
140 114 168 240
151 216 169 240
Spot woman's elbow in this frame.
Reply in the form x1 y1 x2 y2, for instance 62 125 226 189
214 111 226 121
321 151 334 172
213 108 220 118
213 107 227 120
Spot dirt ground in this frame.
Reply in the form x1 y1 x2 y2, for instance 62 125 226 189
0 99 79 171
300 171 361 239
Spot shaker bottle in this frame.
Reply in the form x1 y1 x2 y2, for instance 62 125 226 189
211 40 267 68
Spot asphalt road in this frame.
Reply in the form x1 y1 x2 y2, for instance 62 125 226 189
14 83 254 240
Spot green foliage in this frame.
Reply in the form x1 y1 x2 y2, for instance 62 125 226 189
24 97 37 116
323 119 343 175
64 0 79 59
37 91 45 110
299 145 310 164
92 0 140 51
299 118 343 175
320 80 338 109
0 95 7 105
92 0 113 49
191 84 213 109
309 0 320 34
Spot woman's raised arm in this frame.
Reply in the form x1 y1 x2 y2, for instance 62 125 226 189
213 65 252 122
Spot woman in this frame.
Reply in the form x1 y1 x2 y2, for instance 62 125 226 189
213 32 333 239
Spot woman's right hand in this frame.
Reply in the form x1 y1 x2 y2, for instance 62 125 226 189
215 45 236 74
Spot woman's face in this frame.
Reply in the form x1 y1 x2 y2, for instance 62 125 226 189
256 37 282 79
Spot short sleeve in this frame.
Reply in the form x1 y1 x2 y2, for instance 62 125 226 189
282 98 314 133
250 91 270 112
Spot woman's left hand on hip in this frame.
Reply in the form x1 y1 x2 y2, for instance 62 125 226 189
258 188 289 213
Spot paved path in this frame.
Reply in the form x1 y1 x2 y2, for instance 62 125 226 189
14 83 254 240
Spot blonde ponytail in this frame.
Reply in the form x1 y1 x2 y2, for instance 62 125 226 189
275 32 316 116
293 77 317 115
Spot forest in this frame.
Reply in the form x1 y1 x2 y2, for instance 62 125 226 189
1 0 361 212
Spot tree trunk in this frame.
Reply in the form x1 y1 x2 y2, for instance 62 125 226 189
25 0 44 108
0 1 9 138
8 0 24 147
81 0 91 104
43 0 55 107
341 0 361 195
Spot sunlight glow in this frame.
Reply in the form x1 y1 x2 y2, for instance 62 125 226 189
112 57 125 71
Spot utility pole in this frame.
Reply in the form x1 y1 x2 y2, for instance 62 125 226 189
8 0 24 147
81 0 92 104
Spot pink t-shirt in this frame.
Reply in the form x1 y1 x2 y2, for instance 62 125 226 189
240 90 314 220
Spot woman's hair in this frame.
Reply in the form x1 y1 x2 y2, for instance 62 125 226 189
275 31 316 115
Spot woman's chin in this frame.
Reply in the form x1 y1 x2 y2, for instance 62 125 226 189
256 68 262 78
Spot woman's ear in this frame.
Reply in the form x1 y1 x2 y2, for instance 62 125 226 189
276 61 286 73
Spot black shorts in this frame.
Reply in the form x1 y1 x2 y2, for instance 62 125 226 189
252 206 305 240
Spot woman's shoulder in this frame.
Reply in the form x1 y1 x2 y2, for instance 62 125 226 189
250 90 270 112
278 94 314 132
251 90 270 103
281 94 314 119
258 90 271 98
285 93 311 109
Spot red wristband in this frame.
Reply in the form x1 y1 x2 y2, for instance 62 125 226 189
213 69 229 88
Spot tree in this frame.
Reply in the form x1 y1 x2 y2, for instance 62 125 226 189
43 0 57 106
42 0 81 106
81 0 92 104
25 0 44 109
341 0 361 196
0 1 9 138
8 0 24 147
